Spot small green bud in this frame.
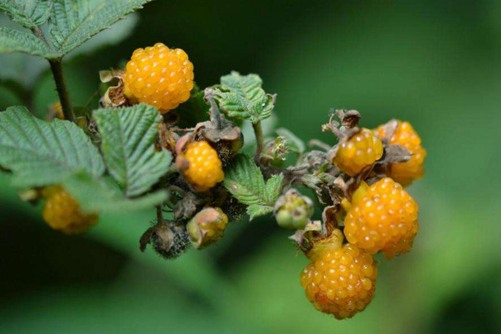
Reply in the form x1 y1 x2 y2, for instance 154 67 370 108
261 136 289 168
186 207 229 249
274 189 314 230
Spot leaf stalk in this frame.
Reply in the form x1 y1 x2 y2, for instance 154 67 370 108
252 121 264 163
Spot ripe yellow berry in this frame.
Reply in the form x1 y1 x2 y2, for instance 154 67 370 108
344 178 418 258
333 129 383 176
123 43 194 113
179 141 224 191
300 242 378 319
42 186 98 235
49 101 64 120
375 121 427 186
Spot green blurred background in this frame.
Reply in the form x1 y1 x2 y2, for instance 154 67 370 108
1 1 501 333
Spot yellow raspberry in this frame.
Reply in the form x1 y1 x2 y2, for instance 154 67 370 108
179 141 224 192
376 121 427 186
42 186 98 235
344 178 419 258
123 42 194 113
300 242 378 319
333 129 383 176
49 101 64 120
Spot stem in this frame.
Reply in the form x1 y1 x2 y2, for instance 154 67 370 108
309 139 332 152
156 205 163 223
252 121 264 163
48 58 75 122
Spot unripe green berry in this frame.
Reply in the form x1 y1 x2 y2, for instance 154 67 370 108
274 189 314 230
187 207 228 249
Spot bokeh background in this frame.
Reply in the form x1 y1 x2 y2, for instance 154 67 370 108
1 1 501 333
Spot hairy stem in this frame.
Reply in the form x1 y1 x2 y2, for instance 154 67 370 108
48 58 75 122
156 205 163 223
252 121 264 163
309 139 332 151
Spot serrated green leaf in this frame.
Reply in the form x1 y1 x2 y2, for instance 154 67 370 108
0 15 48 87
49 0 152 55
264 173 283 204
0 0 52 28
215 71 275 123
223 154 266 206
63 171 167 213
276 128 305 154
224 155 282 221
93 104 171 197
0 106 105 187
67 12 138 58
246 204 273 221
0 26 58 57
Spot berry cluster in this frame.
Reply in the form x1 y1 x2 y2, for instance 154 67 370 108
288 110 426 318
35 43 426 320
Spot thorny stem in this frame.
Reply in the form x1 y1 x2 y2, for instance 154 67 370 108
29 27 75 121
252 121 264 164
49 59 75 122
